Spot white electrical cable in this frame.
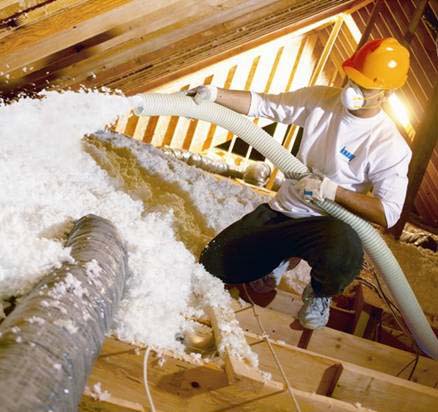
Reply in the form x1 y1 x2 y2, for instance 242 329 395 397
143 347 157 412
242 284 303 412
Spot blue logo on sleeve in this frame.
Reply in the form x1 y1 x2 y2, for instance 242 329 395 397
340 146 356 161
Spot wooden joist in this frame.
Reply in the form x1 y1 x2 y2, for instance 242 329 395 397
246 333 438 412
236 290 438 388
81 388 146 412
81 337 362 412
81 324 438 412
80 288 438 412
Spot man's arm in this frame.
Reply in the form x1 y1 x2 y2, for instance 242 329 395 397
295 174 388 227
215 88 251 114
188 85 312 126
335 187 387 227
187 85 251 114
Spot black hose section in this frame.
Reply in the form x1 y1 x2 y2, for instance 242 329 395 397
0 214 128 412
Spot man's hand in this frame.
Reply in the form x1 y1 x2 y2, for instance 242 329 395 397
295 173 388 227
186 85 218 104
294 172 338 203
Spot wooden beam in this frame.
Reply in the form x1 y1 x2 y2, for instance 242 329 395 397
237 291 438 388
247 334 438 412
45 0 281 90
0 0 196 83
78 285 437 411
0 0 20 10
81 390 146 412
333 361 438 412
142 116 159 144
0 0 174 74
403 0 429 45
308 15 344 85
220 387 375 412
116 3 361 93
82 337 378 412
49 0 372 93
0 0 20 20
391 81 438 237
124 113 139 138
357 0 383 48
0 1 90 40
82 332 438 412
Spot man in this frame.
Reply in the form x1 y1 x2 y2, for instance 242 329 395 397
191 38 412 329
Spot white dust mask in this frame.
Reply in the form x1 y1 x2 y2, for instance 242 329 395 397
341 81 365 110
341 81 384 111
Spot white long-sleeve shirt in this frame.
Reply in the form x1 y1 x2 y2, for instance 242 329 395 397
248 86 412 228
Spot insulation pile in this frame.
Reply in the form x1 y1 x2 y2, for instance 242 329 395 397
0 90 265 361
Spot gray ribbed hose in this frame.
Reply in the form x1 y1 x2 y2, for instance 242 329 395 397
0 215 128 412
134 93 438 359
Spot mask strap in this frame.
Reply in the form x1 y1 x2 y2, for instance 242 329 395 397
362 90 384 109
347 80 384 101
361 103 381 109
365 90 384 100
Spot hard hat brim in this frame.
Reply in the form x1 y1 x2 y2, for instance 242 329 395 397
343 66 386 90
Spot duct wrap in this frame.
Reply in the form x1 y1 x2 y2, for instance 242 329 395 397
134 93 438 359
161 146 242 177
0 214 128 412
160 146 273 185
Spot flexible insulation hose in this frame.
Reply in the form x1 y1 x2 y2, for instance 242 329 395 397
134 93 438 359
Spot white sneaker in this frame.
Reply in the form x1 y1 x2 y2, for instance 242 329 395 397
298 284 331 329
270 259 290 285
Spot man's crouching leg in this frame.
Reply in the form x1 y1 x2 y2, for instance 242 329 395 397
298 219 363 330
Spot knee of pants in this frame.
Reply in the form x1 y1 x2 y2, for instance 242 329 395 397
316 220 364 277
199 244 223 277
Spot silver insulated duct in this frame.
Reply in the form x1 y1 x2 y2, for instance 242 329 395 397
0 214 128 412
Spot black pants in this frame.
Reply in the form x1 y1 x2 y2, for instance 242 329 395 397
199 203 363 297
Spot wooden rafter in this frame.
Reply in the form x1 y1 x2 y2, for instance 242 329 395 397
108 0 373 94
0 0 90 39
0 0 175 74
0 0 283 92
0 0 374 99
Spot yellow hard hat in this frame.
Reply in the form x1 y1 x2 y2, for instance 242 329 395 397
342 38 410 90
